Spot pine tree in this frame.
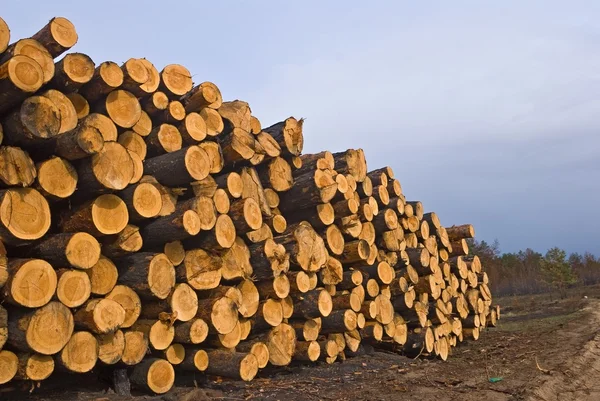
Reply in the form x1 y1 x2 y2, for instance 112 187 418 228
540 247 577 298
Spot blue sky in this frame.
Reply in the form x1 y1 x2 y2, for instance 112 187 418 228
3 1 599 254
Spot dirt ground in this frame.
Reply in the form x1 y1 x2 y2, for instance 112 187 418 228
3 287 600 401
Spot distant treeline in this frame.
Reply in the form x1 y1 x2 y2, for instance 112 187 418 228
467 239 600 297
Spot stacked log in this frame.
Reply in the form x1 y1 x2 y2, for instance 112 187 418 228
0 15 500 394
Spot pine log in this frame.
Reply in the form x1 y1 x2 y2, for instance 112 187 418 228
140 283 198 322
449 238 469 257
2 259 57 308
163 240 185 267
0 56 44 115
101 225 143 259
48 52 94 92
118 182 162 222
195 296 238 335
160 64 193 97
1 39 54 84
118 130 147 159
54 268 91 308
0 17 9 54
446 224 475 241
154 343 185 365
0 146 37 187
75 141 134 193
28 232 100 270
120 329 148 365
144 145 210 186
274 221 328 272
204 350 258 382
67 92 91 119
154 100 186 124
263 118 304 156
199 107 224 137
319 256 343 285
219 127 255 164
131 320 175 351
321 224 345 256
35 156 77 199
141 209 201 249
339 239 370 264
256 274 290 300
253 299 284 331
229 197 263 233
60 194 128 236
236 341 269 368
79 61 123 102
30 17 77 57
292 289 332 319
141 91 169 117
146 123 182 156
2 95 61 146
114 253 175 300
358 261 396 285
240 167 272 216
181 81 223 111
94 89 141 129
131 358 175 394
105 285 142 328
179 248 222 291
13 353 55 381
0 350 17 384
258 157 294 192
174 318 209 345
7 301 74 355
74 298 126 334
0 304 7 349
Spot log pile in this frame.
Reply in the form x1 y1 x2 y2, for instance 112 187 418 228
0 16 500 394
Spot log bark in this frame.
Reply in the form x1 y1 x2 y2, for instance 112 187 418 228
204 350 258 382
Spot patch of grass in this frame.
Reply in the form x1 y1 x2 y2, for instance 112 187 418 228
495 310 583 333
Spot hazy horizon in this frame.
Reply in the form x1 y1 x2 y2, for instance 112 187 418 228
3 1 598 256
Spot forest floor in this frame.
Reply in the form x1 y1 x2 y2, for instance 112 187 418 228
4 285 600 401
